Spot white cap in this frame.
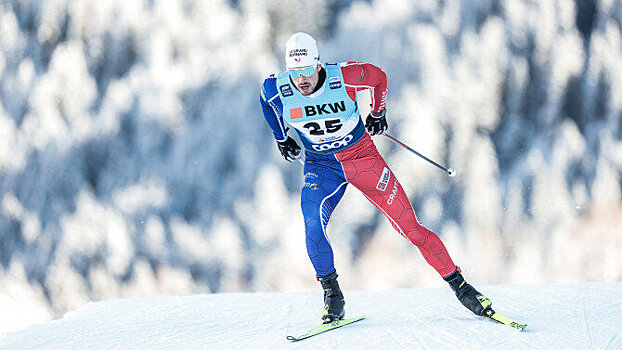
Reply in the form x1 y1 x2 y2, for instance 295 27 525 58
284 32 320 68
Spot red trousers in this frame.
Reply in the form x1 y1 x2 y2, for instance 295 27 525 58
303 133 456 278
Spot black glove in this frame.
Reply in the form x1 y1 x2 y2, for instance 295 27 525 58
365 109 388 135
277 136 301 161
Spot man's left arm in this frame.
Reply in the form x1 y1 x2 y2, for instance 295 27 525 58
341 62 388 135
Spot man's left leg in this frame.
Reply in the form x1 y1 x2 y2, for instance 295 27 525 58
336 138 456 277
335 134 491 315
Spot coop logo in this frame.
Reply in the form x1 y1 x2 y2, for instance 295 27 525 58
312 134 354 151
376 167 391 191
387 179 399 205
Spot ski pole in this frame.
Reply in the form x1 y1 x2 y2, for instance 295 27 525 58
383 133 456 177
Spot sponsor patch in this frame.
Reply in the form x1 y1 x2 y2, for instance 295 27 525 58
318 135 340 143
303 101 346 116
387 179 399 205
291 108 303 119
280 84 293 97
303 182 319 190
328 76 342 89
312 134 354 152
376 167 391 191
289 48 308 57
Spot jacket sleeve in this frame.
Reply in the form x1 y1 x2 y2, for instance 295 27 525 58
340 61 387 116
259 75 288 142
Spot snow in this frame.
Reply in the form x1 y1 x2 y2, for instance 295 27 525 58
1 0 621 331
1 283 621 349
0 292 51 336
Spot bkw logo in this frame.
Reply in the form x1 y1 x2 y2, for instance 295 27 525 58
303 101 346 117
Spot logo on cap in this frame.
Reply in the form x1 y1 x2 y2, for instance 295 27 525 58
289 48 308 57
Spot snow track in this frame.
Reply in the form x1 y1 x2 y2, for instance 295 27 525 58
1 283 621 349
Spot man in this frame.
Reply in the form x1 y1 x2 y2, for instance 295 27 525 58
259 32 491 324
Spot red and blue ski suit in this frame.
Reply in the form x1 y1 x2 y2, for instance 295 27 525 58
259 62 456 279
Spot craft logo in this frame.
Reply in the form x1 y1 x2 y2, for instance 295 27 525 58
387 179 399 205
329 76 342 89
376 167 391 191
289 48 308 57
280 84 293 97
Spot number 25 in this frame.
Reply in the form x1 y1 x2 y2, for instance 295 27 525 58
303 119 342 135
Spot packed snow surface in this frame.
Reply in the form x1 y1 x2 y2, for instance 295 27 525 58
1 282 621 349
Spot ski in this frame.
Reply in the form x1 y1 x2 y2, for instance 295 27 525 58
286 315 366 342
484 309 527 331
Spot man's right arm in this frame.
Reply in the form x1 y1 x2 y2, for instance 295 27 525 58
259 75 288 142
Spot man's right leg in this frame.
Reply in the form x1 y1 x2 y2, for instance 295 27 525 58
301 153 348 322
301 154 348 278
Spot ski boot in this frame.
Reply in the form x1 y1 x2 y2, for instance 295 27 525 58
318 272 345 323
444 268 492 316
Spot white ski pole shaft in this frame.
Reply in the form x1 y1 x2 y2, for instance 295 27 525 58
383 133 455 177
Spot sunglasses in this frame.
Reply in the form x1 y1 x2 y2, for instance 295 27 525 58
289 65 318 79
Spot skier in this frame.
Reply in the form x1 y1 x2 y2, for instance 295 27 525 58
259 32 491 324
